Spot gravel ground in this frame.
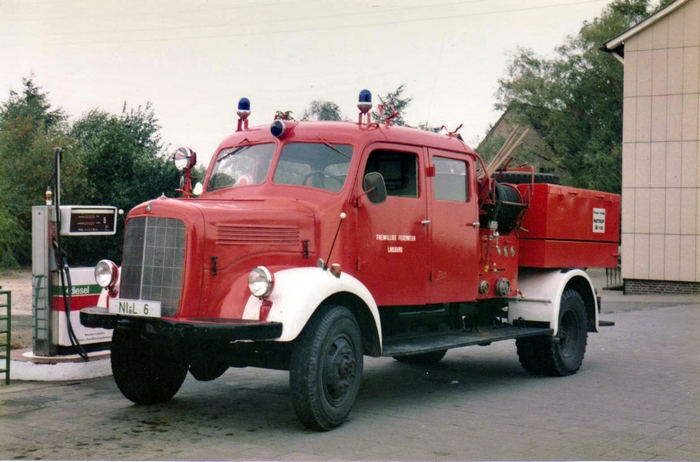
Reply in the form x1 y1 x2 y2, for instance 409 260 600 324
0 268 33 349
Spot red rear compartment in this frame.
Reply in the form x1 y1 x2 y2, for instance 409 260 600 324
515 183 620 268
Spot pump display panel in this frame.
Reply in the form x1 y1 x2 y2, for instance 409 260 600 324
59 206 118 236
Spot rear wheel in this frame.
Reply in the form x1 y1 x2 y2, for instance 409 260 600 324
393 349 447 364
111 327 188 404
290 306 363 431
516 289 588 376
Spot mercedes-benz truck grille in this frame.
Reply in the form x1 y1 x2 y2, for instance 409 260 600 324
120 217 185 316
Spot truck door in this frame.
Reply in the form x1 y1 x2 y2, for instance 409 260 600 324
355 145 430 306
428 149 480 303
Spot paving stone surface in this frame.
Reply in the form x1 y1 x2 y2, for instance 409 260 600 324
1 290 699 460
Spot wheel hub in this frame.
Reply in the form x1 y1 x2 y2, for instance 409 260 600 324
324 340 356 403
559 311 579 358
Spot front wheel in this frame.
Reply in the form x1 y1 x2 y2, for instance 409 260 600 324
111 327 189 404
289 305 364 431
516 289 588 376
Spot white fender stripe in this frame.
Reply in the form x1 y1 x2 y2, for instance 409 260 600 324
242 267 381 343
508 269 597 335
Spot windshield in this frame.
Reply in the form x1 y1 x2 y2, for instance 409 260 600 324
273 142 354 192
208 143 275 191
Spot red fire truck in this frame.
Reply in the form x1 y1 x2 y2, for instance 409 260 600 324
81 90 620 431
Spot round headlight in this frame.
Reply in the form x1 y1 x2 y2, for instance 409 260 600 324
94 259 118 289
173 147 197 171
248 266 274 299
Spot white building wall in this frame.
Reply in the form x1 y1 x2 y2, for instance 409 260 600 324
621 0 700 282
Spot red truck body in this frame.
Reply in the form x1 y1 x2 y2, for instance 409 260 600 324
82 93 620 431
517 183 620 268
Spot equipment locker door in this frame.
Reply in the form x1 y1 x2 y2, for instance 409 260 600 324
355 144 430 306
428 149 480 303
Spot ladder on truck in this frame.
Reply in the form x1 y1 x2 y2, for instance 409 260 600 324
0 288 10 384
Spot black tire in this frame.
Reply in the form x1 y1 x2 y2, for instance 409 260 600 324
289 306 364 431
497 171 560 185
515 337 547 375
393 349 447 364
516 289 588 376
111 327 189 404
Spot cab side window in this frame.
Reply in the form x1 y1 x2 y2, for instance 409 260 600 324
364 150 418 198
433 156 468 202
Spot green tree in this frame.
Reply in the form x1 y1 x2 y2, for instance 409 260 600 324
494 0 668 193
0 76 84 267
0 207 22 268
302 100 343 121
372 84 412 127
0 75 65 131
66 103 181 265
0 77 187 268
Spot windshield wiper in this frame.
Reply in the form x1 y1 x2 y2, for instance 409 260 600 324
316 136 351 160
216 142 251 163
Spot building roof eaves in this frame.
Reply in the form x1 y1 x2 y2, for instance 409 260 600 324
602 0 689 51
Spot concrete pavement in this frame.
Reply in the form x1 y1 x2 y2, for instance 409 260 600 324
0 285 698 460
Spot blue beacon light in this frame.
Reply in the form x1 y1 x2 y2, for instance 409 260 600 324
358 89 372 114
236 97 251 131
237 98 251 118
357 89 372 124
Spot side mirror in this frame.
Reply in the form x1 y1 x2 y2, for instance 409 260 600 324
363 172 387 204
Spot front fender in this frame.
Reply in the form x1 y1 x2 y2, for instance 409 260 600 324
508 268 598 335
242 267 381 343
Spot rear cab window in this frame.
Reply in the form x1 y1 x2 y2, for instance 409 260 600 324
433 156 468 202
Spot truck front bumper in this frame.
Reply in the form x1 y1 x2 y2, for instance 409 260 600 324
80 307 283 342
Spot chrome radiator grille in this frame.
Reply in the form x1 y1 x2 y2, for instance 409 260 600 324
120 217 185 316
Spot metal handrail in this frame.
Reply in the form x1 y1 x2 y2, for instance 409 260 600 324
0 289 10 385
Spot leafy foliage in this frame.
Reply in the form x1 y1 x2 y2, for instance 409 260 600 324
0 206 22 268
0 76 181 268
0 77 84 266
494 0 664 193
0 75 65 131
64 104 180 265
372 84 413 127
302 100 343 121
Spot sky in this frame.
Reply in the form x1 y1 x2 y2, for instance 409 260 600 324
1 0 618 166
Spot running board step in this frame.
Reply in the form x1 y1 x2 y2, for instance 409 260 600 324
381 326 554 357
599 320 615 327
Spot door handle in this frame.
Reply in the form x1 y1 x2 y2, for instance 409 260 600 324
421 220 431 226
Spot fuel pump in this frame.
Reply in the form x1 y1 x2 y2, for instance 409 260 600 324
31 148 118 358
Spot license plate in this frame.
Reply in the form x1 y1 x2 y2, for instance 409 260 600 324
108 298 161 318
